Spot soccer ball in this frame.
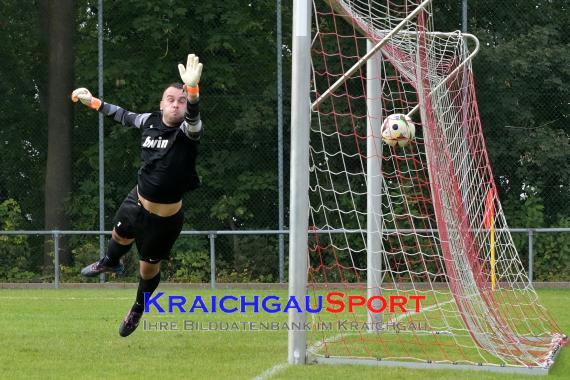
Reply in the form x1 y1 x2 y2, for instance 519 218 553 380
381 114 415 147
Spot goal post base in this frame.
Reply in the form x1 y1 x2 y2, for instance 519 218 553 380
310 356 557 376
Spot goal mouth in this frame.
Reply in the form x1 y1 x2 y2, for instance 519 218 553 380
302 286 563 369
288 0 566 372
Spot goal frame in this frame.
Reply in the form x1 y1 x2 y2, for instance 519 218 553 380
288 0 563 375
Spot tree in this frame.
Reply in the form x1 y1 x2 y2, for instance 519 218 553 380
44 0 75 266
435 1 570 226
468 1 570 225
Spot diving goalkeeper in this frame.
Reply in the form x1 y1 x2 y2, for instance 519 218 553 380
72 54 203 337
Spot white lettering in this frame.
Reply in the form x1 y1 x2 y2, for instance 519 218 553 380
142 136 169 149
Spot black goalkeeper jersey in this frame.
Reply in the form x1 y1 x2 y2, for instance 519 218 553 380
99 100 202 204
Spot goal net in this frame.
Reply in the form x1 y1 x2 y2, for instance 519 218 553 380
293 0 566 371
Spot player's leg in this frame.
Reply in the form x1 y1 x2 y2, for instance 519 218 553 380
132 260 161 313
104 229 135 266
119 260 161 337
119 208 184 337
80 230 134 277
81 187 138 277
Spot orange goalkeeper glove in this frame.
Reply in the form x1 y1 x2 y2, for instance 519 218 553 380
71 87 102 110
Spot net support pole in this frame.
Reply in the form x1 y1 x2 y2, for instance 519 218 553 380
366 41 383 328
288 0 312 365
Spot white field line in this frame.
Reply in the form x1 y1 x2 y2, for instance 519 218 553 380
252 362 290 380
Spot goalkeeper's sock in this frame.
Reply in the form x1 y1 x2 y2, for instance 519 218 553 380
101 239 131 267
132 272 161 313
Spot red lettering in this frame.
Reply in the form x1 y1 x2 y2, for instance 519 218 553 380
366 295 387 313
389 295 408 312
408 295 426 312
325 292 345 313
348 295 366 312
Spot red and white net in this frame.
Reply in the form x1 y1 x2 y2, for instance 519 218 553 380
307 0 564 368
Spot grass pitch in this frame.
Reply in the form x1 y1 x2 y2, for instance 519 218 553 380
0 287 567 380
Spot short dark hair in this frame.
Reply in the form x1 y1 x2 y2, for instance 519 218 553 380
163 82 184 92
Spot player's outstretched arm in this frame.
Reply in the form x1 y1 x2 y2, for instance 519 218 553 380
178 54 204 140
71 87 150 129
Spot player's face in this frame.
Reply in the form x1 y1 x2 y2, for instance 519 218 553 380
160 87 187 126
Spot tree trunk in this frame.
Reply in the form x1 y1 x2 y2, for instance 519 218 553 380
44 0 74 268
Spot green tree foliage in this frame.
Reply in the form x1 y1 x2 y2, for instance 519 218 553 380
463 1 569 225
0 1 47 229
0 199 34 281
0 1 567 281
475 24 570 225
434 1 570 281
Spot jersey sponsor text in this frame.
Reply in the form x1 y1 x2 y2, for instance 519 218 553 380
143 136 169 149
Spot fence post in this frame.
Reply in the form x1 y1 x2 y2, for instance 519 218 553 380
276 0 285 284
98 0 106 283
53 231 60 289
209 233 217 289
99 235 106 284
528 229 534 285
462 0 468 32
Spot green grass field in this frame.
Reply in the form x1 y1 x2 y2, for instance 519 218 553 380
0 288 568 380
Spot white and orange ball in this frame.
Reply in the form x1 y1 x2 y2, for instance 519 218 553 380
381 114 416 147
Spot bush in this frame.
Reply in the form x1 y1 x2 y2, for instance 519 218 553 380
533 217 570 281
0 199 35 281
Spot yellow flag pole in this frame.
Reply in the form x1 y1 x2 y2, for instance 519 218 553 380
485 189 497 290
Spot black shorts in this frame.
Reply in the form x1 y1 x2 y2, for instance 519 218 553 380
112 187 184 263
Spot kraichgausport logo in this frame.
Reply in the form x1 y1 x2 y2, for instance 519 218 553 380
144 292 426 314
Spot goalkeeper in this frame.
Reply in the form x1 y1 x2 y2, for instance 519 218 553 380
72 54 203 337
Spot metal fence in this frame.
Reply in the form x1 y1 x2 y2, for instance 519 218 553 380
1 228 569 288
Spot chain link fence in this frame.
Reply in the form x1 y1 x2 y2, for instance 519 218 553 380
0 0 568 282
